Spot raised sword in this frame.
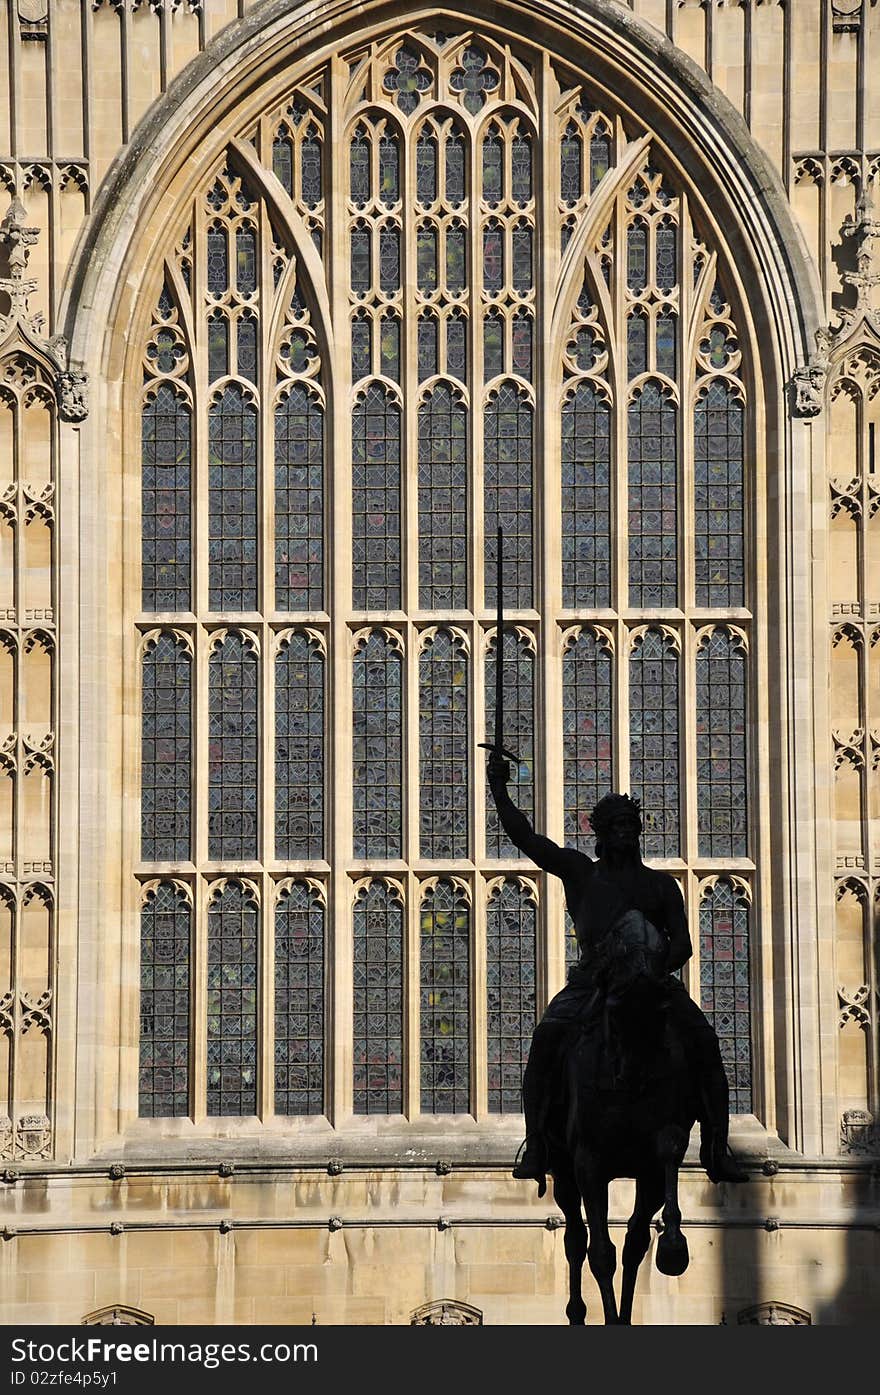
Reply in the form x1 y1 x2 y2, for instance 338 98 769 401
478 524 520 764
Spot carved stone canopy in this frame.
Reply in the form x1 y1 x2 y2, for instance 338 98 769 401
410 1299 483 1326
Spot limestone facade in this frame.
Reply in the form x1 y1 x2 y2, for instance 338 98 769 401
0 0 878 1325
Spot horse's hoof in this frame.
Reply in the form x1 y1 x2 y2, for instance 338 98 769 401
656 1232 689 1277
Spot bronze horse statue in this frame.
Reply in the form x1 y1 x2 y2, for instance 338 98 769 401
543 941 699 1326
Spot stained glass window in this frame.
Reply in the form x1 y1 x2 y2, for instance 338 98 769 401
627 311 647 378
445 131 465 205
630 628 679 857
274 385 324 612
142 634 191 861
695 381 745 607
379 224 401 295
627 220 647 294
350 125 370 206
301 126 322 207
446 313 467 382
208 385 258 612
590 126 611 188
418 314 438 382
696 628 748 857
628 382 677 608
379 313 400 382
416 129 438 205
419 630 468 858
378 133 400 207
483 310 504 381
353 632 403 859
207 224 228 295
485 630 534 857
208 312 228 382
562 382 611 608
142 385 191 612
561 122 582 206
420 880 470 1112
275 881 324 1115
353 880 403 1113
511 310 532 380
418 383 467 610
484 382 533 609
482 126 503 205
417 223 438 294
483 219 503 295
208 633 258 861
656 311 677 377
487 879 536 1113
445 223 466 294
351 314 371 381
655 220 677 292
350 221 371 295
236 226 257 295
511 222 532 294
139 883 190 1117
563 629 613 851
352 383 401 610
275 632 324 860
511 131 532 205
207 881 258 1116
699 879 752 1113
236 314 258 385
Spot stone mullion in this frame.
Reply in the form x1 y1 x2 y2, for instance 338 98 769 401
403 625 419 1116
405 864 418 1119
471 116 487 876
258 197 274 893
328 55 354 1124
614 186 631 797
680 195 697 871
538 53 564 1008
402 122 419 626
13 403 23 885
258 865 272 1120
191 869 208 1123
472 866 489 1122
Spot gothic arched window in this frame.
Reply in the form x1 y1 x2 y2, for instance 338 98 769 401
136 28 757 1127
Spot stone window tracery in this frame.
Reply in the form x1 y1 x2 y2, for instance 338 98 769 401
135 28 758 1127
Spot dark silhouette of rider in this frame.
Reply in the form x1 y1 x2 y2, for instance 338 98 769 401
487 751 748 1189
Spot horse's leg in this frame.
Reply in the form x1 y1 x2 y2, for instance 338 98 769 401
655 1124 690 1277
618 1171 664 1326
552 1167 588 1326
575 1154 619 1325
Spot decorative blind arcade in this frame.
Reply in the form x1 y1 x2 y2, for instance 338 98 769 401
137 31 753 1122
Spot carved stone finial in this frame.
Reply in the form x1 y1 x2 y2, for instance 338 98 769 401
840 190 880 316
0 198 42 335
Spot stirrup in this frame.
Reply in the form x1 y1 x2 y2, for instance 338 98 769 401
512 1136 548 1197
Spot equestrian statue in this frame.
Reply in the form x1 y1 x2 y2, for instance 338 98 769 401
482 529 748 1325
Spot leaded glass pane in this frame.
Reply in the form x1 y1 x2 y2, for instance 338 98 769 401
485 630 534 857
379 224 400 294
353 881 403 1113
142 635 191 861
446 314 467 383
275 882 324 1115
301 126 322 208
627 312 647 378
560 123 582 205
236 226 257 295
420 880 470 1112
379 133 400 208
699 880 752 1113
562 382 611 608
351 314 371 381
694 381 745 607
629 629 679 857
350 222 371 295
208 634 258 860
353 633 403 858
656 221 677 293
207 882 258 1116
236 314 258 385
418 315 438 382
445 223 466 294
511 311 532 381
511 132 532 205
563 630 612 852
483 220 503 295
484 383 533 609
139 883 190 1118
419 630 468 857
275 633 324 859
628 382 677 608
416 129 438 205
482 127 503 206
272 134 293 194
350 126 370 206
208 385 258 611
656 311 677 378
208 312 228 382
207 225 228 295
417 222 438 294
627 220 647 294
511 223 532 294
142 384 191 612
697 629 748 857
444 131 465 205
352 383 401 610
483 310 504 381
379 314 400 382
487 880 535 1113
590 128 611 189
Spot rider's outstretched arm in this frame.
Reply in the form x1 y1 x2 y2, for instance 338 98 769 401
487 751 587 879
